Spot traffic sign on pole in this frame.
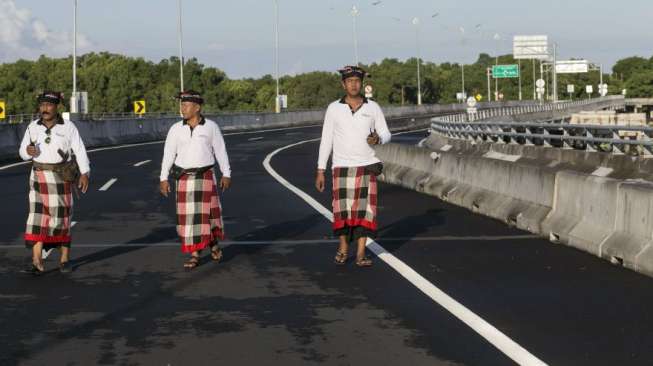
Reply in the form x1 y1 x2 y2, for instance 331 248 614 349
134 100 146 115
492 64 520 79
0 100 5 119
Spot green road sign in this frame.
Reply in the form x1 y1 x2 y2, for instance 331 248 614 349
492 64 519 79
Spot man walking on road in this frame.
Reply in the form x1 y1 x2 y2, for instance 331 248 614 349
19 91 90 274
160 90 232 270
315 66 392 267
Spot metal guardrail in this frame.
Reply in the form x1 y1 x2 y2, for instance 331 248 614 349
441 96 626 123
430 96 653 155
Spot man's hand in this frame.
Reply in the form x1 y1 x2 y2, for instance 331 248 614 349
367 131 380 146
26 145 39 157
220 177 231 191
315 170 326 192
78 174 89 194
160 180 171 197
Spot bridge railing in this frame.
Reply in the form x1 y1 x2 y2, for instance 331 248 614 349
441 96 626 123
430 96 653 155
431 120 653 155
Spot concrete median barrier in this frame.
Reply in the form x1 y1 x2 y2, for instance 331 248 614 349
600 181 653 275
376 140 653 279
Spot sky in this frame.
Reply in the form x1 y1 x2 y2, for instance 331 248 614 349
1 0 651 79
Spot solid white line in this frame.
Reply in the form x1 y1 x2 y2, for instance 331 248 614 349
71 221 78 227
0 161 31 171
98 178 118 191
262 138 548 366
248 137 265 141
133 160 151 167
224 124 321 136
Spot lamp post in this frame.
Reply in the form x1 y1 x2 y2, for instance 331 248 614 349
177 0 185 92
273 0 280 113
412 17 422 105
351 5 360 65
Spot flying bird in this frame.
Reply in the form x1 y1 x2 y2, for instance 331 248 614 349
431 12 439 18
372 1 382 5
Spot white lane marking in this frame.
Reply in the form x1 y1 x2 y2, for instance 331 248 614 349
263 139 333 220
41 247 55 259
0 161 30 171
98 178 118 191
248 137 264 142
262 138 548 366
133 160 151 167
40 221 77 258
224 124 321 136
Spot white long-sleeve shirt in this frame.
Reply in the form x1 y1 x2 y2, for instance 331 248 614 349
160 117 231 181
19 116 91 175
317 97 391 170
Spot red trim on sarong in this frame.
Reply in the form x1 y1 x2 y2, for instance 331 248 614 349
24 233 72 243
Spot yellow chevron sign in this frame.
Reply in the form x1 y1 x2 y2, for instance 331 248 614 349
133 100 146 115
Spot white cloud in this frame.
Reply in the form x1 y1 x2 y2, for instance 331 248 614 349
0 0 93 61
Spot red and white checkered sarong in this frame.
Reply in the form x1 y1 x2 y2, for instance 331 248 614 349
332 166 378 232
24 169 73 246
175 169 224 253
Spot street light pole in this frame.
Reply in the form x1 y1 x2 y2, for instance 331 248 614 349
274 0 280 113
412 17 422 105
487 67 491 102
351 5 359 65
177 0 185 92
72 0 77 98
532 59 536 100
493 33 500 101
518 59 522 100
461 63 465 100
459 27 465 100
552 42 558 102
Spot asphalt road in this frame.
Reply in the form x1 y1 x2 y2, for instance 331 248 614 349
1 124 652 366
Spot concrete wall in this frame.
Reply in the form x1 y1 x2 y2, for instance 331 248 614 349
1 101 536 163
375 140 653 278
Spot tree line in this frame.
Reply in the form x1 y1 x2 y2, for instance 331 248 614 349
1 52 652 115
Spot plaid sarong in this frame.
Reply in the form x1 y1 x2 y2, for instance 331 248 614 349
332 166 378 233
175 169 224 253
24 169 73 246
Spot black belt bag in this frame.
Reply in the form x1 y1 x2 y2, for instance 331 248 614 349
170 164 213 180
364 162 384 177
